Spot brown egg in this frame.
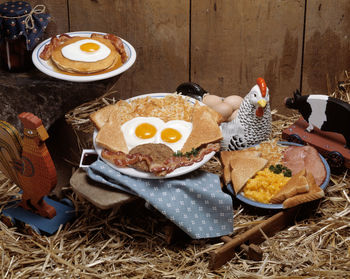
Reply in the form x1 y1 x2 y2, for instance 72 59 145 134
212 102 234 120
223 95 243 111
227 109 239 122
202 94 223 107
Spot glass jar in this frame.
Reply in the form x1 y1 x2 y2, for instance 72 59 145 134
0 34 31 72
0 1 50 72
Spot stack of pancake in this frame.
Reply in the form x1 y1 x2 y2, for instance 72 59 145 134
40 33 127 74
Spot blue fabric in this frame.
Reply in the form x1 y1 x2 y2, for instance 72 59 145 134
0 1 51 50
87 160 234 239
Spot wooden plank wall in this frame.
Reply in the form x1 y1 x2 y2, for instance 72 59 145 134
191 0 304 113
302 0 350 95
3 0 349 114
68 0 190 101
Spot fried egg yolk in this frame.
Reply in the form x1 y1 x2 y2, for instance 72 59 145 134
121 117 165 151
157 120 192 152
80 42 100 52
135 123 157 139
161 128 182 143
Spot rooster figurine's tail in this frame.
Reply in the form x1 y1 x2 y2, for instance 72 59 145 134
0 121 23 186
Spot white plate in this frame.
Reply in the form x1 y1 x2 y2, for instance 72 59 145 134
226 142 331 210
93 93 216 179
32 31 136 82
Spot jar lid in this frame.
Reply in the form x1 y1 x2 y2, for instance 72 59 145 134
0 1 51 50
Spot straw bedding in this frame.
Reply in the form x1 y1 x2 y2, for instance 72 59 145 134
1 82 350 278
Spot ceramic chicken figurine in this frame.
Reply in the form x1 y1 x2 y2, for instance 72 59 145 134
221 78 272 150
4 112 57 219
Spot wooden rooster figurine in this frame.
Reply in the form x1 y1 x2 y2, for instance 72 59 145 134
221 78 272 150
1 112 57 219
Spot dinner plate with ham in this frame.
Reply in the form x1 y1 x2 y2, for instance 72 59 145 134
222 140 330 209
91 93 224 179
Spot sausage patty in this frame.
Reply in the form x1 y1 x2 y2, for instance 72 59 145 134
129 143 174 172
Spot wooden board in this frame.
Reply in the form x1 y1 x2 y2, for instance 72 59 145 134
28 0 68 38
191 0 305 115
209 207 299 269
70 168 138 210
68 0 190 100
302 0 350 95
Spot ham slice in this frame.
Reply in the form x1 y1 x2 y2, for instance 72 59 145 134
282 145 326 186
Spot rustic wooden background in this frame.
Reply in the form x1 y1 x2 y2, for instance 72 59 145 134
4 0 350 114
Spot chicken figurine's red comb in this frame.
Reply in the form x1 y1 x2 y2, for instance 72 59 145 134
257 77 267 97
18 112 43 129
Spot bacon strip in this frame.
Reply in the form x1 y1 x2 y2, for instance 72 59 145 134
101 143 220 176
104 33 128 63
90 33 105 39
39 33 72 60
102 150 153 167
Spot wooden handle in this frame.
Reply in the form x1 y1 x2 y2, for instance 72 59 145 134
209 206 299 269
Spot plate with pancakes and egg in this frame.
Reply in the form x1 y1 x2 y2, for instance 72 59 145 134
222 141 330 210
32 31 136 82
90 93 224 179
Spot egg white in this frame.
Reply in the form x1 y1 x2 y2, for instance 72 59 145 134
121 117 165 151
61 39 111 62
156 120 192 152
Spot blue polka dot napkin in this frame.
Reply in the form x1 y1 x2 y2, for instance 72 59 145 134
0 2 51 50
87 160 234 239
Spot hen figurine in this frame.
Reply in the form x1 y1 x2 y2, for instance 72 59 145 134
1 113 57 219
221 78 272 150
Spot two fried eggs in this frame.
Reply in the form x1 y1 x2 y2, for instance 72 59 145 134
121 117 192 152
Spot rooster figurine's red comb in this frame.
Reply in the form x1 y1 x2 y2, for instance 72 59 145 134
18 112 43 129
257 77 267 97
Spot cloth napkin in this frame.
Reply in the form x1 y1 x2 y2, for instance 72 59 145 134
87 160 233 239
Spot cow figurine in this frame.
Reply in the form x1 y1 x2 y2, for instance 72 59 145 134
285 90 350 149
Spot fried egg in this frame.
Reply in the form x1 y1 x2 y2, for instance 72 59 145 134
121 117 165 150
121 117 193 152
61 39 111 62
156 120 192 152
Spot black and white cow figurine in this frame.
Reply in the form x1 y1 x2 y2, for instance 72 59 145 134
285 90 350 149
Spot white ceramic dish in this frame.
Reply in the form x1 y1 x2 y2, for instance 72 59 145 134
32 31 136 82
93 93 216 179
226 141 331 210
